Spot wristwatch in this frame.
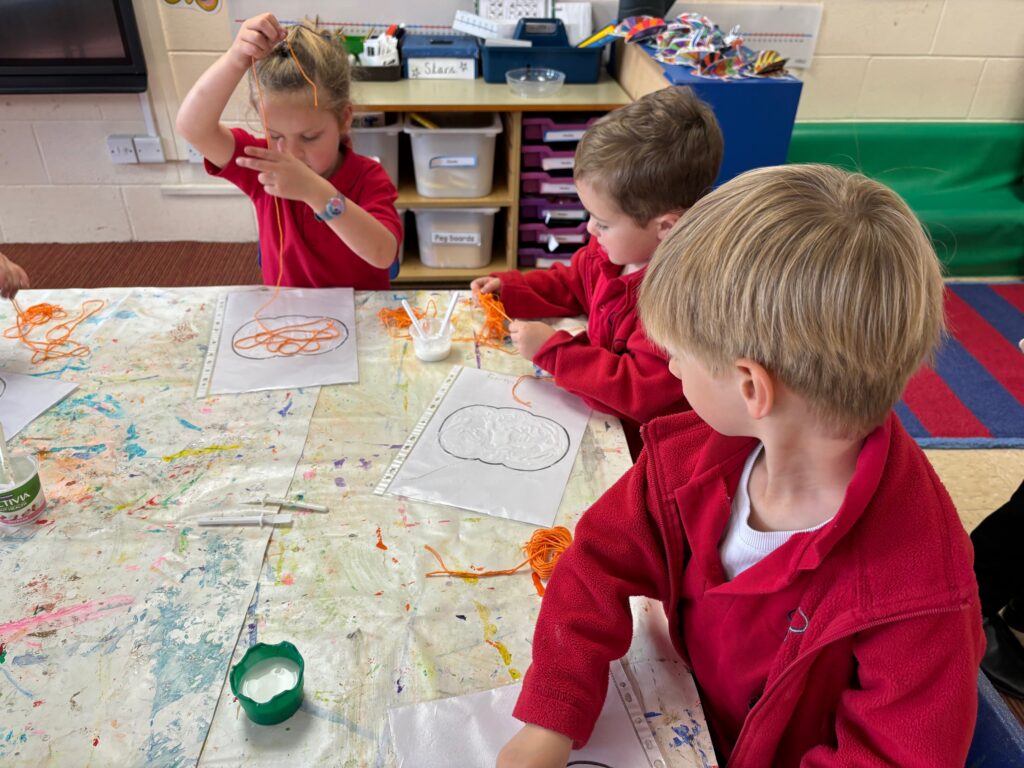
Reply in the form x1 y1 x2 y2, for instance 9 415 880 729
314 195 346 222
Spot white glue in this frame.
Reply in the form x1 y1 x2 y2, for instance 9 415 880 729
239 657 301 704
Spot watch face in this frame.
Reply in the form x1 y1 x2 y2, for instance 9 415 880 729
328 196 345 215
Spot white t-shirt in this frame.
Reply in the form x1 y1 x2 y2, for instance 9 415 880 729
719 444 834 581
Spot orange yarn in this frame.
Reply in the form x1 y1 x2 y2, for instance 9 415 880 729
466 292 514 354
377 300 436 340
5 297 106 364
424 525 573 596
511 373 553 407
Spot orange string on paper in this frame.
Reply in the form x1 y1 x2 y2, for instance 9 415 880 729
5 298 106 364
511 373 554 408
424 525 573 597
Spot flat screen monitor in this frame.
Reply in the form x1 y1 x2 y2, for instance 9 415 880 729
0 0 147 93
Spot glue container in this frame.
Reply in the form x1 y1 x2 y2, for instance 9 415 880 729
0 455 46 526
412 316 453 363
230 641 305 725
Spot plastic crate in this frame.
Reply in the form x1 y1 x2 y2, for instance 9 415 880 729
521 172 577 196
351 117 402 187
519 221 589 247
412 207 498 268
481 19 602 84
404 112 503 198
522 144 576 171
520 196 588 222
402 34 478 79
522 115 601 143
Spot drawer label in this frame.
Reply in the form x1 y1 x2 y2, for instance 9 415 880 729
429 155 478 169
544 209 587 222
432 231 481 246
540 181 576 195
541 156 575 171
544 129 585 142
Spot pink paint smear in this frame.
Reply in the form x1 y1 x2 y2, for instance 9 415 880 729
0 595 136 642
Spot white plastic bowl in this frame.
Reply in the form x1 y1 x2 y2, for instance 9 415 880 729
506 68 566 98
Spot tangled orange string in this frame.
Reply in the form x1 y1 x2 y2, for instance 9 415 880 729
377 300 436 340
424 525 573 596
5 298 106 364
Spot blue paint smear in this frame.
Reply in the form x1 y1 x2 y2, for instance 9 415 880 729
1 668 34 699
46 443 108 458
142 731 188 768
176 418 202 432
83 609 148 657
277 399 294 417
334 477 347 488
64 393 125 419
334 458 346 468
146 587 231 721
359 458 371 470
10 653 45 667
113 310 138 319
299 699 374 738
644 711 662 718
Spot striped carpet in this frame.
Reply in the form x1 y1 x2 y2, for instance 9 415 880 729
3 241 261 289
897 282 1024 448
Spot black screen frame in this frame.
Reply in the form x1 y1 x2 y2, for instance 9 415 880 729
0 0 148 94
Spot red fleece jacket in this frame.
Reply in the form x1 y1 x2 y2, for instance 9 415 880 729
514 411 985 767
494 239 688 430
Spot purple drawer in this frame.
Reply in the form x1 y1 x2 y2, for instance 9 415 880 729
522 144 576 171
521 172 577 196
522 116 600 143
519 196 588 222
519 221 589 247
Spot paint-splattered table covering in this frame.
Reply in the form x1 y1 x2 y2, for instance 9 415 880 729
0 288 715 767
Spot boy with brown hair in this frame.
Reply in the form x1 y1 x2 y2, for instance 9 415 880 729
472 87 722 438
498 164 985 767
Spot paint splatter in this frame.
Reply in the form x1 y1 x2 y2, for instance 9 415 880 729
92 737 99 747
277 399 293 418
162 444 240 462
474 601 521 680
455 614 466 621
334 458 346 468
282 574 294 586
0 643 6 663
176 418 202 431
334 477 346 488
375 527 388 550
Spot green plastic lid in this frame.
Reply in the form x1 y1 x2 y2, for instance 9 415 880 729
229 641 304 725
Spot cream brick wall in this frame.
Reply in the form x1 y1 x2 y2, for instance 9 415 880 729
0 0 1020 244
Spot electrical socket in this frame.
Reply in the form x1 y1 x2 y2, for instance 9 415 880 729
133 135 165 163
106 134 138 164
184 141 205 164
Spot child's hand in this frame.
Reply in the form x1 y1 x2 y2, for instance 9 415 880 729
0 250 29 300
236 145 326 203
471 276 501 302
228 13 286 67
509 320 557 361
496 724 572 768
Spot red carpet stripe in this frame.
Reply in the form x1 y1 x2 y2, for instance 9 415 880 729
945 289 1024 406
901 364 990 438
991 283 1024 315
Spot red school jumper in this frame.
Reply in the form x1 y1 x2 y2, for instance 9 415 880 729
495 238 688 430
514 411 985 767
207 128 402 290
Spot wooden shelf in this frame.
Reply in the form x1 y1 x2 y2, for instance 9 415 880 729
352 74 630 112
396 253 501 282
396 178 512 208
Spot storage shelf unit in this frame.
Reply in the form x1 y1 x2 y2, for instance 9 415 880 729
352 74 629 284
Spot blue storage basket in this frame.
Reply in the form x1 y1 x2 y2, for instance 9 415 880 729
482 19 602 84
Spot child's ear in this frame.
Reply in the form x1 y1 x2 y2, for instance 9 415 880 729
735 358 774 421
339 103 354 135
654 210 684 241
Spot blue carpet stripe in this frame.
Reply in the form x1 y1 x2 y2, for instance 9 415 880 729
894 401 929 438
915 437 1024 449
933 337 1024 438
949 283 1024 347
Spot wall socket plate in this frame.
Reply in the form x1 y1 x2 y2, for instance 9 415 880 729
185 142 205 164
133 135 165 163
106 134 138 164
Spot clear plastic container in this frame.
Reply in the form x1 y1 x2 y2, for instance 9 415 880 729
411 207 498 268
411 316 453 362
404 113 503 198
351 117 402 187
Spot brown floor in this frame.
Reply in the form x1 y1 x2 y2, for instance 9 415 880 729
7 240 1024 720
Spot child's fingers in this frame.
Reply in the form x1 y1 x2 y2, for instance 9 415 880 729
235 157 272 172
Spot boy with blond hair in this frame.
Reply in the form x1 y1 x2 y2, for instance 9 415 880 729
472 87 722 442
498 164 984 768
